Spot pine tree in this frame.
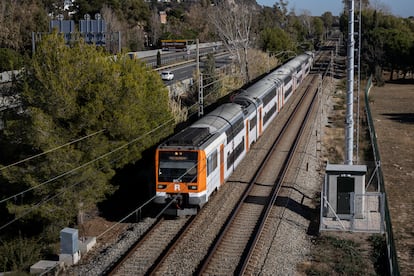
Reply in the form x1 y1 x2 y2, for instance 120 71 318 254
0 32 174 233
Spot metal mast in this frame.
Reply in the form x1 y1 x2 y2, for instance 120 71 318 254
356 0 362 164
345 0 355 165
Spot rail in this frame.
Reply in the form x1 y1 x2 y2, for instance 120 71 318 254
195 72 320 274
238 77 320 274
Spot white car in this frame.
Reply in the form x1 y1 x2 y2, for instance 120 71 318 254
161 71 174 81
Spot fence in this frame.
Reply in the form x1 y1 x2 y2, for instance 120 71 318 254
364 76 400 275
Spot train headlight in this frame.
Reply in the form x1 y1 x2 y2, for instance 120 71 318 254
188 185 198 190
157 184 167 189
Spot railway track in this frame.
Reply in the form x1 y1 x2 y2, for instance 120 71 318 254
107 216 195 275
196 73 320 275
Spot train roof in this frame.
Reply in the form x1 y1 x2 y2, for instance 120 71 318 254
241 74 283 100
268 52 312 80
158 52 314 150
162 127 213 147
192 103 243 132
160 103 243 148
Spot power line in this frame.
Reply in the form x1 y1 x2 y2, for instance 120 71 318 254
0 151 129 231
0 118 174 205
0 180 81 231
0 129 105 172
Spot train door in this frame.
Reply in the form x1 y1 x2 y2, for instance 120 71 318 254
220 144 224 185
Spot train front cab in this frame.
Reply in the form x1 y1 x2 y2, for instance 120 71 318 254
155 148 207 216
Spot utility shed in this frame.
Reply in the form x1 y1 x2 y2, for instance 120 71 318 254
323 164 367 219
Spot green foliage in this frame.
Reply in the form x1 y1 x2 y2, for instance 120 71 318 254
321 12 333 30
0 48 24 71
341 9 414 80
0 33 174 235
0 236 41 272
70 0 105 21
312 17 324 41
259 27 295 55
0 0 49 53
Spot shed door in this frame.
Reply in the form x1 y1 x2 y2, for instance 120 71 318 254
337 177 354 214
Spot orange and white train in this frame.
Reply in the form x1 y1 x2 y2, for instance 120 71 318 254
154 52 314 215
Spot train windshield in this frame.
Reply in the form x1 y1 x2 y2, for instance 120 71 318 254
158 151 198 183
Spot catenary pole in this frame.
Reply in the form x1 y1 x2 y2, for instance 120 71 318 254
345 0 355 165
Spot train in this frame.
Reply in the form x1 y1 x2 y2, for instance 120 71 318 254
154 51 314 215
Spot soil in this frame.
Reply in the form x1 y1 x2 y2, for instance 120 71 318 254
369 78 414 275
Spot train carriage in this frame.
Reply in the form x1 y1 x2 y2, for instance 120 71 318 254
154 52 314 215
155 103 251 215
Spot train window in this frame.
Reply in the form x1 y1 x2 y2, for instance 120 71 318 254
263 104 277 125
250 115 257 130
207 150 218 176
284 76 292 85
233 118 244 134
262 89 276 106
158 151 198 183
284 86 293 98
225 128 233 144
225 117 244 144
227 138 245 170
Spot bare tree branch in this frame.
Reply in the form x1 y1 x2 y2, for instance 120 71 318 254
208 0 255 82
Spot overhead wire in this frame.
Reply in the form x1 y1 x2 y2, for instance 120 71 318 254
0 129 105 172
0 144 144 232
0 118 174 205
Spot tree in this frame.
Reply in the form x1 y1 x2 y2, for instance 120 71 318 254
0 32 174 235
101 4 124 53
0 0 49 53
312 17 324 47
341 7 414 83
0 48 24 71
382 27 413 80
321 11 334 39
208 0 254 82
70 0 105 21
202 53 221 101
259 27 296 59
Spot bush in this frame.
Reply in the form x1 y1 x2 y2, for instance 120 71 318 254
369 234 388 275
0 48 24 72
0 236 41 272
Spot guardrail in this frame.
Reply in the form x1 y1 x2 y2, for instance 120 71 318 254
364 76 400 276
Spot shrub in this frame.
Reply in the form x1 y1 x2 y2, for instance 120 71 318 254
0 236 41 272
0 48 24 72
